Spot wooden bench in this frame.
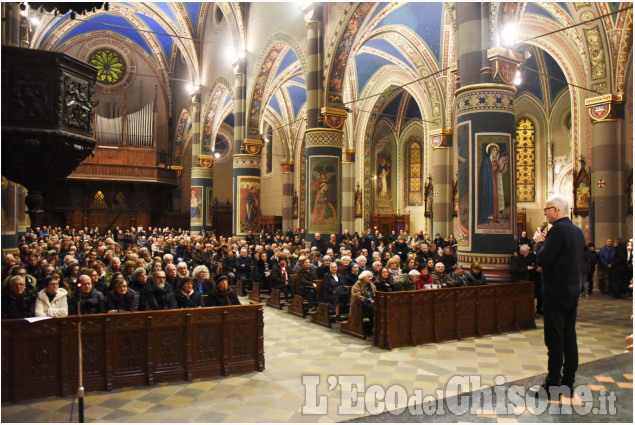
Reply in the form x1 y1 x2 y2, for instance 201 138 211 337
1 304 265 402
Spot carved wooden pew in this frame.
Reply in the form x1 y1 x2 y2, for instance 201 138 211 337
310 280 331 328
287 275 307 318
1 304 265 402
372 281 536 349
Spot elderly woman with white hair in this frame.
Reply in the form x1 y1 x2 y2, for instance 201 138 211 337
351 270 377 337
192 265 214 296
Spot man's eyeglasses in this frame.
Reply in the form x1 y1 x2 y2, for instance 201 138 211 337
543 206 557 213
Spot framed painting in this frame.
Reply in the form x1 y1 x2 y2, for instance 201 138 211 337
475 133 513 234
190 186 203 226
237 177 260 234
308 156 339 234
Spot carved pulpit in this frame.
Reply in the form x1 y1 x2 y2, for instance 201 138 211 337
1 46 98 226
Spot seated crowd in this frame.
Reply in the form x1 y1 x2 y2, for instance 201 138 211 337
2 226 488 325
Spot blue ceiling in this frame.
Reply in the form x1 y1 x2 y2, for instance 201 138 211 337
275 49 299 79
373 2 443 61
354 53 394 97
268 93 282 117
364 38 410 66
58 14 153 57
516 46 569 106
287 84 307 119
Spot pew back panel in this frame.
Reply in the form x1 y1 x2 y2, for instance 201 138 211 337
373 282 535 350
1 304 265 402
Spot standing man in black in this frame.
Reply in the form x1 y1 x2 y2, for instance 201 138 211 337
532 194 586 399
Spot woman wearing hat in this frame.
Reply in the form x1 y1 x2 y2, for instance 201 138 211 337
208 275 240 307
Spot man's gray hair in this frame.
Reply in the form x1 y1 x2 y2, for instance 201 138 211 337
519 244 530 253
547 194 569 213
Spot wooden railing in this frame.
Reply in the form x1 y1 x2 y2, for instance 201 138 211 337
372 281 536 349
1 304 264 402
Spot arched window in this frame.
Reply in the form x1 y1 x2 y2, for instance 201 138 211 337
406 139 423 206
91 191 108 209
516 118 536 202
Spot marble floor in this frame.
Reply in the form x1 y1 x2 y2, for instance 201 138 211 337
1 292 632 423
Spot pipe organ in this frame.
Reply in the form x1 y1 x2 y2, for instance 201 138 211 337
95 101 154 147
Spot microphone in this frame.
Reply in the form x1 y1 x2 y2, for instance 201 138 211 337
538 221 548 233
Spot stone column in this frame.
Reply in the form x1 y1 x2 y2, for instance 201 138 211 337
304 3 323 129
233 58 246 154
189 89 214 234
304 125 345 244
586 94 626 244
281 161 295 232
233 147 262 237
341 148 355 233
232 139 263 236
430 130 454 238
455 83 518 281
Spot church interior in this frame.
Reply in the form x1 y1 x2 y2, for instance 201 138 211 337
1 1 633 422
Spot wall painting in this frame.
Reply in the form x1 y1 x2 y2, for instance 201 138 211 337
237 177 260 234
456 121 472 249
308 156 339 234
475 133 513 234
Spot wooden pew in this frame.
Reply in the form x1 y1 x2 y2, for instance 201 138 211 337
372 281 536 349
1 304 265 402
266 288 286 309
340 296 365 339
310 280 331 328
287 295 306 318
249 283 262 303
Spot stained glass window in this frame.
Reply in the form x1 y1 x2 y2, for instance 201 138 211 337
515 118 535 202
407 140 423 206
90 49 125 84
91 191 108 209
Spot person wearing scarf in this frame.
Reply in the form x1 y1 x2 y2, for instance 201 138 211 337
175 277 205 308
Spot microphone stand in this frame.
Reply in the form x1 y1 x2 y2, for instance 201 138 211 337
77 293 84 423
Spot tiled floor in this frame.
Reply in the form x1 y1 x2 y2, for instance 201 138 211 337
2 293 632 423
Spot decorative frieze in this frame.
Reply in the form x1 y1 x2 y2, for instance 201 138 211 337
305 128 343 148
455 84 516 116
233 154 261 169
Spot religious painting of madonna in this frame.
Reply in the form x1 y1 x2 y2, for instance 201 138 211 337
308 156 339 234
475 133 513 234
237 177 260 234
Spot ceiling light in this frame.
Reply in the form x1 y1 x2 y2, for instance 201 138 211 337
500 22 518 47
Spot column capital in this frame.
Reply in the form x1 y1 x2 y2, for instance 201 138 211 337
189 88 201 104
487 47 523 85
342 148 356 164
197 155 215 170
243 138 264 155
321 107 348 130
585 94 624 122
280 161 294 173
429 128 454 149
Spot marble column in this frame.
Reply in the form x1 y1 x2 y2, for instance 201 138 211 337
586 94 627 244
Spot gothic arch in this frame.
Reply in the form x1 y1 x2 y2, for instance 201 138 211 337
246 32 308 137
